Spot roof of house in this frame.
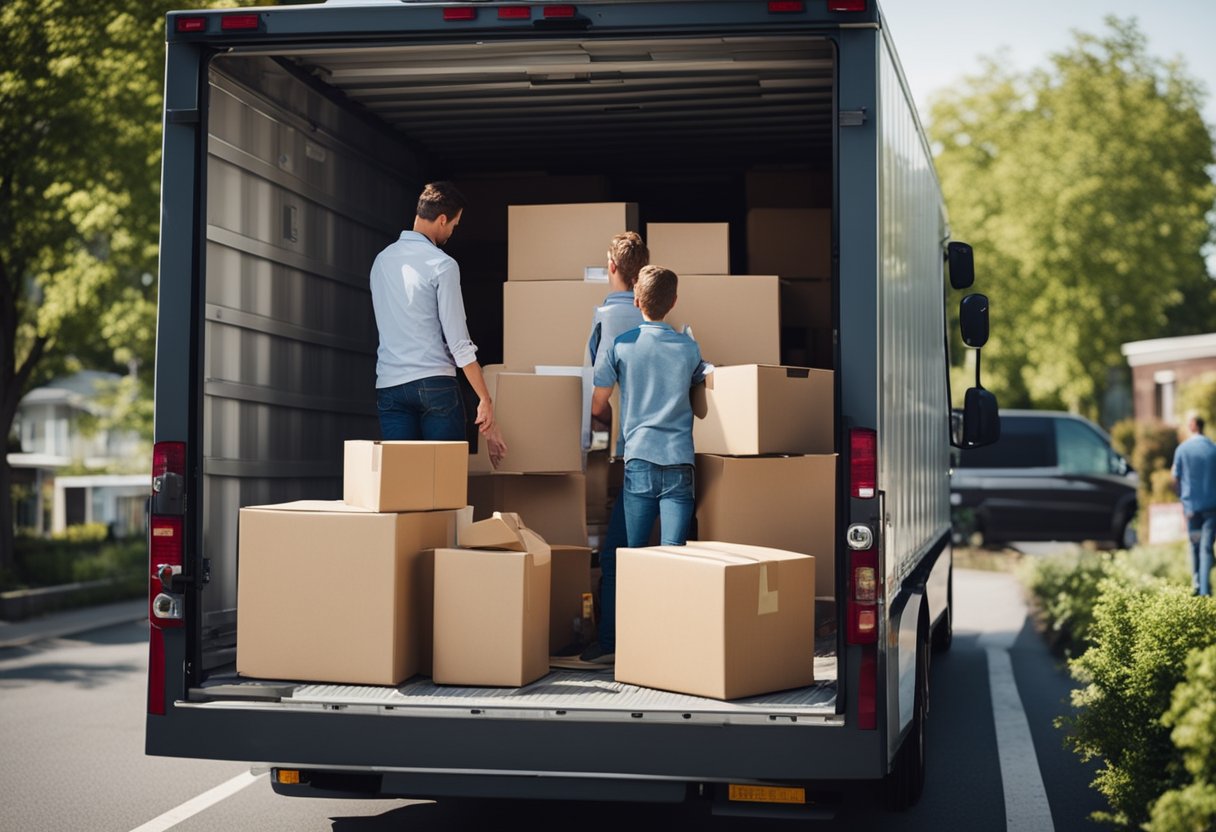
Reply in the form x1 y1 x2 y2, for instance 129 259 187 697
1121 333 1216 367
19 370 122 409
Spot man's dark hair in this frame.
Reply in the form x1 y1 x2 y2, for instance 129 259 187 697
416 181 466 221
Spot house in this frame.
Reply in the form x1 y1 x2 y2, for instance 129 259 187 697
1120 333 1216 426
7 371 148 537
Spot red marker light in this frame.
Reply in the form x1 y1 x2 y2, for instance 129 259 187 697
220 13 259 31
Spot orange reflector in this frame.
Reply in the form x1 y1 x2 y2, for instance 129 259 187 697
728 784 806 804
276 769 300 785
857 608 876 632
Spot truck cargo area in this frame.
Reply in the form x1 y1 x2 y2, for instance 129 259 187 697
193 31 840 714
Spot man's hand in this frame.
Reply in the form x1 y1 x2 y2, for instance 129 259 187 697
485 423 508 469
475 397 494 434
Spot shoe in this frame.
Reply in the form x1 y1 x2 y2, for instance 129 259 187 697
579 643 615 665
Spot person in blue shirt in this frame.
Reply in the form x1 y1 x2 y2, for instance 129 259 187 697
582 266 708 664
369 181 505 467
578 232 647 664
1172 411 1216 596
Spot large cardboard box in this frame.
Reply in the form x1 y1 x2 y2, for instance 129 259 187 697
343 440 468 512
434 513 552 686
549 544 593 653
746 208 831 279
467 472 588 546
615 541 815 699
503 280 607 368
692 365 834 456
695 454 837 597
646 222 730 275
508 202 639 281
236 501 461 685
666 275 780 368
467 368 584 474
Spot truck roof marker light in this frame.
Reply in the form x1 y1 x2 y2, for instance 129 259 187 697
220 13 260 31
544 5 577 18
768 1 805 12
443 7 477 21
850 427 877 498
828 0 867 11
499 6 531 20
175 16 206 33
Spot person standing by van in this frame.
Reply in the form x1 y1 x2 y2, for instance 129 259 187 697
370 181 506 467
1171 411 1216 596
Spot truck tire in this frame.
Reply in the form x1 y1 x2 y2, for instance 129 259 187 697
882 623 928 811
932 568 953 654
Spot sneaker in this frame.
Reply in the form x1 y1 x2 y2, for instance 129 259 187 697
579 643 615 665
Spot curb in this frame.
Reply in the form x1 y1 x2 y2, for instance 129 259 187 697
0 599 147 649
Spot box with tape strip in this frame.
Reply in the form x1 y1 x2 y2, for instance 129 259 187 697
615 541 815 700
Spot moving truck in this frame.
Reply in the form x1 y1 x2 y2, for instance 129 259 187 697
146 0 998 818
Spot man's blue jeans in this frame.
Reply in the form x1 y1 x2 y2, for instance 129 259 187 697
1188 509 1216 596
376 376 467 441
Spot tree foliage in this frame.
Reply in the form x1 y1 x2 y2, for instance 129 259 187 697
929 17 1216 419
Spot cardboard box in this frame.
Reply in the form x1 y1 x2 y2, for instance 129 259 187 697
434 512 552 686
467 368 583 474
780 278 831 329
343 440 468 512
615 541 815 699
503 280 607 368
695 454 837 597
646 222 730 275
236 501 461 685
467 472 588 546
746 208 831 279
692 365 834 456
508 202 639 281
666 275 780 368
549 544 593 653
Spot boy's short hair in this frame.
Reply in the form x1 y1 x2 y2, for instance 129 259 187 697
416 181 466 221
608 231 649 288
635 265 678 319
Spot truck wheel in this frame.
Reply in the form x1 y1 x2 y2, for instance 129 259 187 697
932 568 953 654
882 626 928 811
1118 514 1137 550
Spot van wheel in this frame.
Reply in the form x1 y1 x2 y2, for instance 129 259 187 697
932 568 953 654
882 623 928 810
1118 515 1138 550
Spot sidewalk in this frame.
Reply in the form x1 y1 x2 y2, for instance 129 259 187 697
0 599 147 649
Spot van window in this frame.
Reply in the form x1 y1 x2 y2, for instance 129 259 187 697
1056 419 1111 475
955 416 1056 468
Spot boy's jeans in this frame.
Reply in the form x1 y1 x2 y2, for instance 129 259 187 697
622 459 695 548
376 376 466 441
1188 509 1216 596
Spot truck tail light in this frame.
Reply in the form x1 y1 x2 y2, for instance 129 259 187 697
828 0 867 10
543 4 577 17
850 428 877 498
175 16 206 32
148 441 186 715
858 644 877 729
847 548 878 644
443 6 477 21
768 1 805 12
220 13 259 31
498 5 531 19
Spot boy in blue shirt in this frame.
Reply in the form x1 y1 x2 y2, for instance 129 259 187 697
582 267 708 664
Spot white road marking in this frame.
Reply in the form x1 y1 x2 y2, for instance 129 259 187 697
985 647 1056 832
128 770 265 832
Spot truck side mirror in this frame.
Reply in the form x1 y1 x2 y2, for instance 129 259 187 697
959 293 988 347
951 387 1000 449
946 242 974 290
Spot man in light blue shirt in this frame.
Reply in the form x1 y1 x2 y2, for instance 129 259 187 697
1172 411 1216 595
370 182 505 466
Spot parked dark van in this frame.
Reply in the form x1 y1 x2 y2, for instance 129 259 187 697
950 410 1139 549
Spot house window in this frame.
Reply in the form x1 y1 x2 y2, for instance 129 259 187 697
1154 370 1177 425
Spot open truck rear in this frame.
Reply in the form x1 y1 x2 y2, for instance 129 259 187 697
146 0 977 818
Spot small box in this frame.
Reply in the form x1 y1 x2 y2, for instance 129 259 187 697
615 541 815 700
746 208 831 279
434 513 552 686
666 275 781 368
467 472 588 547
468 369 584 475
503 280 608 369
695 454 837 597
343 440 468 512
646 222 730 275
236 501 461 685
549 545 593 653
508 202 639 281
692 364 834 455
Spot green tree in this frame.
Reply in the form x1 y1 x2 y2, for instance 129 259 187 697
0 0 254 571
929 17 1216 419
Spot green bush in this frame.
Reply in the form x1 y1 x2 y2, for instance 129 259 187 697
1110 417 1137 459
50 522 109 543
1147 645 1216 831
1177 373 1216 428
1063 581 1216 830
5 537 146 592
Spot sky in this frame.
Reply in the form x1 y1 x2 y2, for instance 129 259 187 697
878 0 1216 130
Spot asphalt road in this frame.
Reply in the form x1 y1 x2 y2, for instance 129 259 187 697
0 569 1107 831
